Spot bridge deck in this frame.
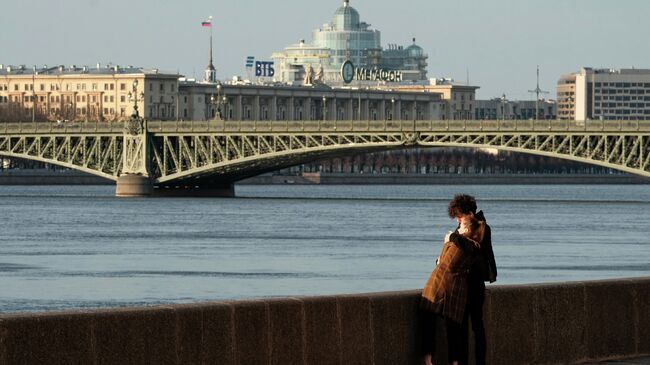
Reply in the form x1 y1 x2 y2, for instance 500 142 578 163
2 119 649 191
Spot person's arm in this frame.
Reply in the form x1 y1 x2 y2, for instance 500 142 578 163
448 231 480 252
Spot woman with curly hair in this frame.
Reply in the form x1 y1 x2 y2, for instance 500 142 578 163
420 197 488 365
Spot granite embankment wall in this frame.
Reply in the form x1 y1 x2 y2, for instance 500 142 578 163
241 173 650 185
0 169 111 185
1 169 648 186
1 277 649 365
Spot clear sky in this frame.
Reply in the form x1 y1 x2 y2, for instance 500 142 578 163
2 0 649 100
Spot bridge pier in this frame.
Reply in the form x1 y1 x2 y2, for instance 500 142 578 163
115 174 153 197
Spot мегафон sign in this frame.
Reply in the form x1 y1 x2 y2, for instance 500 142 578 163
341 60 403 84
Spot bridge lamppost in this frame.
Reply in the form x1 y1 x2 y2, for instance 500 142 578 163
390 98 395 129
127 80 144 119
210 82 227 121
500 94 508 122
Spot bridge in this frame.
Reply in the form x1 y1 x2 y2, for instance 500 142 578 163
0 117 649 196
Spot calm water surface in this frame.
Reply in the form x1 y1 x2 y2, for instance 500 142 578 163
0 184 649 313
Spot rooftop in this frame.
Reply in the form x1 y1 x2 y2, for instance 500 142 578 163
0 64 180 77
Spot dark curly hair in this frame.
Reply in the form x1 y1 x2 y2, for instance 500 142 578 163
447 194 477 218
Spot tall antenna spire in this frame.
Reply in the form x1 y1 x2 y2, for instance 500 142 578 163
528 65 549 119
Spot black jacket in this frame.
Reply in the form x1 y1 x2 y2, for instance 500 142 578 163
471 211 497 283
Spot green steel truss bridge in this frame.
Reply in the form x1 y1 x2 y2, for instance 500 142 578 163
1 119 649 195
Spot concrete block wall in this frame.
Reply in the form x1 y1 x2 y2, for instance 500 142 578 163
0 277 649 365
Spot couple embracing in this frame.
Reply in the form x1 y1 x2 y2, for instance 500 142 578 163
420 194 498 365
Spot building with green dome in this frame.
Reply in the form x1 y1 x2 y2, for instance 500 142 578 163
272 0 428 85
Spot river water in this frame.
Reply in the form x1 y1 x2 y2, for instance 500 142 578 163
0 184 649 313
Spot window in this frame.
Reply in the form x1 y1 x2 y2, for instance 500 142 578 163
14 85 18 91
159 83 164 91
40 84 45 91
120 96 126 102
110 96 114 102
149 83 153 91
110 84 114 91
104 84 109 91
120 83 126 90
92 83 97 90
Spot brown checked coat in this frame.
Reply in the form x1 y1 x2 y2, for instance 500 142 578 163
420 223 485 324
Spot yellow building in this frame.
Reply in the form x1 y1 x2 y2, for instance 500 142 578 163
0 64 180 122
395 78 479 120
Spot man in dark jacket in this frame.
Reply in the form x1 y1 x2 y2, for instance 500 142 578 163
447 194 497 365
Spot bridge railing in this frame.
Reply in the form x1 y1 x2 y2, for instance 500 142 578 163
2 120 649 135
146 119 650 133
0 121 125 134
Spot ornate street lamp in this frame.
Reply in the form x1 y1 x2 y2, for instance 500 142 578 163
500 94 509 121
126 79 145 135
210 82 227 121
127 80 144 119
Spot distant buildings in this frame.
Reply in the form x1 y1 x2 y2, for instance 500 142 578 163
395 78 479 120
179 80 446 121
475 96 556 120
271 0 428 85
0 63 446 122
0 64 180 122
557 67 650 120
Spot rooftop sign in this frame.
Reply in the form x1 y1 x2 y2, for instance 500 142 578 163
341 60 402 84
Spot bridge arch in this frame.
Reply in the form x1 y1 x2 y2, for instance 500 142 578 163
149 130 650 184
2 120 649 192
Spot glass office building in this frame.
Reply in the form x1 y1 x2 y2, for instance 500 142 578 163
272 0 427 85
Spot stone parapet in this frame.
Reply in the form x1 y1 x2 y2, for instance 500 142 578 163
0 277 649 364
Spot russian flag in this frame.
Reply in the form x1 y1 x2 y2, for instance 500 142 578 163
202 16 212 27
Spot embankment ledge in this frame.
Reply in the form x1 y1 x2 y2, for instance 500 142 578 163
0 277 649 365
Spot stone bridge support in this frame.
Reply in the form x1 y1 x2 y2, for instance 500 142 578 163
116 116 153 197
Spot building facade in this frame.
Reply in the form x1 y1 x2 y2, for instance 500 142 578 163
0 64 180 122
396 79 479 120
475 97 556 120
271 0 428 85
179 81 446 122
557 67 650 120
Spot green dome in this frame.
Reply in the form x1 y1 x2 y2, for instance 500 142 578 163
407 44 424 58
333 0 360 31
